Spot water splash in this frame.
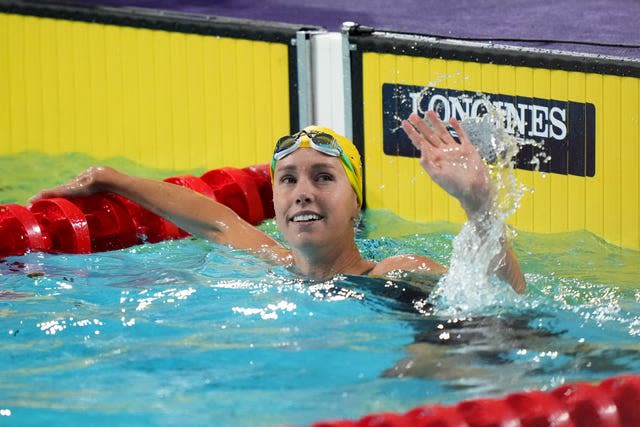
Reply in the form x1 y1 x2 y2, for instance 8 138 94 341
431 94 547 315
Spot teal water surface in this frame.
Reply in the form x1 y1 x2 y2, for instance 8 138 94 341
1 153 639 427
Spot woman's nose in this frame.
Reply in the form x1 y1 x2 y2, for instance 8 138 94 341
296 193 312 204
294 178 314 204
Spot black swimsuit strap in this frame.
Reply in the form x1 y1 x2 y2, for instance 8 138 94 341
360 265 376 276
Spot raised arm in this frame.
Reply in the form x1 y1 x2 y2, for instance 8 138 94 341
31 166 288 258
401 111 525 293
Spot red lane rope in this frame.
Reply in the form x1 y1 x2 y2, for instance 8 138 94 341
0 164 273 257
310 374 640 427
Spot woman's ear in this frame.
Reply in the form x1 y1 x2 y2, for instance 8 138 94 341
352 196 361 219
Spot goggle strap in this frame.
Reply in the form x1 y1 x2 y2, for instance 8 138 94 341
272 130 358 181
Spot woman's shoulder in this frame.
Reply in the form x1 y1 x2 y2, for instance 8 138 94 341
369 254 447 276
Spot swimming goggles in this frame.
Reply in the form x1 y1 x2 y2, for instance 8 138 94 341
271 130 356 176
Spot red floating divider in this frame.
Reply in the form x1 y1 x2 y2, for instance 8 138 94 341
163 174 226 238
357 412 414 427
600 375 640 427
405 405 470 426
552 382 621 427
1 163 281 257
164 175 218 200
29 198 92 254
69 193 139 253
505 390 574 427
456 398 522 427
312 422 357 427
0 204 48 256
242 163 275 220
310 376 640 427
200 167 265 225
113 195 184 243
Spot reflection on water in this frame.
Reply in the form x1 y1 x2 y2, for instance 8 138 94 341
1 144 639 426
338 262 639 396
0 210 639 426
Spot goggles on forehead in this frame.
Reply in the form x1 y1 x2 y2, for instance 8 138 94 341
270 130 356 175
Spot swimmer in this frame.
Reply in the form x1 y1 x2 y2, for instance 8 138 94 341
31 111 525 293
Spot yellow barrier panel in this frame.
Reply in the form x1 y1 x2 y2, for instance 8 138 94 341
0 10 295 171
355 36 639 249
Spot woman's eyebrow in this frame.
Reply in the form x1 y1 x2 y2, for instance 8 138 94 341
276 161 339 174
276 164 298 174
309 161 340 171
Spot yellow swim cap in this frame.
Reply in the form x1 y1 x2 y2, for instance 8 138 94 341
270 126 363 206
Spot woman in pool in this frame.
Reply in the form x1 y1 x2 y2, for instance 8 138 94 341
32 111 525 293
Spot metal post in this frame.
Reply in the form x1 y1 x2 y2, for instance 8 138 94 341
340 22 356 141
295 30 313 130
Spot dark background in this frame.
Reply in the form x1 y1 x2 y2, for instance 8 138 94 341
68 0 640 59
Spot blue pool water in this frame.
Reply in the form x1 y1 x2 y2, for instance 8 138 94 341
1 206 639 427
1 146 640 426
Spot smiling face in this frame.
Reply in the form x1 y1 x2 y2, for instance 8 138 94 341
272 148 360 252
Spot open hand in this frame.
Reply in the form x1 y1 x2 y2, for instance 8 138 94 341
29 166 114 203
401 111 493 217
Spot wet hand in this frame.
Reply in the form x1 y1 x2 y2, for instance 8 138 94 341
401 111 493 216
29 166 114 203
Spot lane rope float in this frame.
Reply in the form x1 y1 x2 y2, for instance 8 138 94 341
0 163 273 257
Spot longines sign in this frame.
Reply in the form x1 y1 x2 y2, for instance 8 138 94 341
382 83 596 177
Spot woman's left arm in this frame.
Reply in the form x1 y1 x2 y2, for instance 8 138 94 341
401 111 526 294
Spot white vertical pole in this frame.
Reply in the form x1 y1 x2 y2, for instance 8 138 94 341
295 30 313 130
310 32 346 135
340 22 355 140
